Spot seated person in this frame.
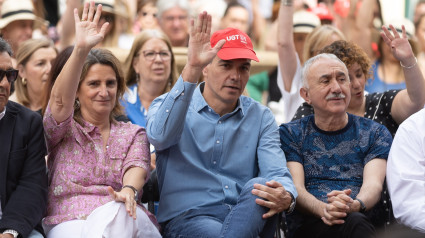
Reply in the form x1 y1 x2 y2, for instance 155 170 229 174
0 37 47 238
146 11 297 238
42 2 160 237
386 108 425 233
280 53 393 238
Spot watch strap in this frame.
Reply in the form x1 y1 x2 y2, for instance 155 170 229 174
286 192 296 214
3 229 19 238
355 197 366 213
122 185 138 200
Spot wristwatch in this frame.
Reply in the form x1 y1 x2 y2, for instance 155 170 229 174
286 192 296 214
3 229 19 238
355 197 366 213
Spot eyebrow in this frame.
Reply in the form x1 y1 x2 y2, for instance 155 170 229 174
319 71 346 79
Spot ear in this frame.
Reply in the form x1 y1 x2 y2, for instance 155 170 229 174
300 87 311 104
17 64 25 78
202 64 209 79
132 57 139 74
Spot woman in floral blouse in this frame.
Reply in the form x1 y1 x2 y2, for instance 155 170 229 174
42 2 161 237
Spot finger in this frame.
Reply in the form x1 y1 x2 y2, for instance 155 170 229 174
381 25 393 41
389 24 400 38
99 22 109 37
107 186 116 200
196 12 203 34
81 1 89 21
87 1 96 22
201 12 208 34
336 193 353 204
212 39 226 53
402 25 407 39
262 209 277 219
93 3 102 23
73 8 81 24
255 197 275 209
380 32 391 46
323 208 345 224
189 17 195 36
132 201 137 220
327 190 345 197
206 14 212 37
265 180 284 189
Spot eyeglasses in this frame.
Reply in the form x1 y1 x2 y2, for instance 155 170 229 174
142 50 171 61
0 69 18 84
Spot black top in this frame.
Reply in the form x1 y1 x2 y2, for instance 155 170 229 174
291 90 400 137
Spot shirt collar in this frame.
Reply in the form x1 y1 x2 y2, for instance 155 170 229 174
192 82 246 117
0 107 5 121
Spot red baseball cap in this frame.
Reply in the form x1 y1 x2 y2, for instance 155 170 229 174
210 28 259 62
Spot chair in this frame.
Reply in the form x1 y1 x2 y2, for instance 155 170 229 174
141 169 160 214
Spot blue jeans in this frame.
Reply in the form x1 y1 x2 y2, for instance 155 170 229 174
162 177 278 238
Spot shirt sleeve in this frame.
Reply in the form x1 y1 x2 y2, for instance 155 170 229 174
257 108 297 198
364 124 392 164
279 122 303 164
121 126 151 182
146 76 197 151
276 54 305 123
43 102 73 152
387 116 425 232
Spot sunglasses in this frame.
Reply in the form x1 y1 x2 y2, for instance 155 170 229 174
0 69 18 84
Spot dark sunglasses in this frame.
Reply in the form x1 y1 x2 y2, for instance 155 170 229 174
0 69 18 84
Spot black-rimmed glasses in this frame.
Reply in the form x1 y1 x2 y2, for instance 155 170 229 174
142 50 171 61
0 69 18 84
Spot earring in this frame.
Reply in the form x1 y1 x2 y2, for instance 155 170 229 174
136 73 140 83
74 99 80 110
22 77 27 86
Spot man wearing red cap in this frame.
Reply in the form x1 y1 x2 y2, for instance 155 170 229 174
147 12 296 237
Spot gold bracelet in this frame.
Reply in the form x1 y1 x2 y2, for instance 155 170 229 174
282 0 293 6
400 57 418 69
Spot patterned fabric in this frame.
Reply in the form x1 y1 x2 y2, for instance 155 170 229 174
280 113 392 202
43 105 151 225
292 90 400 137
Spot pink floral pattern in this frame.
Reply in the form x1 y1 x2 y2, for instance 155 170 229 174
43 106 151 225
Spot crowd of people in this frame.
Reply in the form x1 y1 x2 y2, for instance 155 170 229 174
1 0 425 237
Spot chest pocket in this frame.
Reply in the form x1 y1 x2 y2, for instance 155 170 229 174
107 149 127 187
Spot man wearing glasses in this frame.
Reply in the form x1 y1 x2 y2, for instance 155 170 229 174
0 37 47 238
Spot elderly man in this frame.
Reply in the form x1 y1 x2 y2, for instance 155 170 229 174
147 11 296 238
0 38 47 238
0 0 38 56
156 0 189 47
279 53 392 238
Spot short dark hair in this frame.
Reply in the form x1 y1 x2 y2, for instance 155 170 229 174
223 1 246 18
0 37 13 56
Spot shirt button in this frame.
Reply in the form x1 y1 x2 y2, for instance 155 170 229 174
166 109 169 113
213 161 216 164
218 121 222 124
181 92 184 96
216 140 220 144
175 89 179 93
122 153 126 157
225 185 229 189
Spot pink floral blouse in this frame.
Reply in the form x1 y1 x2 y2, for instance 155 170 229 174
43 107 150 225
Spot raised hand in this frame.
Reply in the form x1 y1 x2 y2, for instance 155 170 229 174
73 1 109 50
187 11 225 71
381 24 416 67
107 186 137 219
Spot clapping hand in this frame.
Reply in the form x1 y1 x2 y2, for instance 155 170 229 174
381 24 416 67
73 1 109 50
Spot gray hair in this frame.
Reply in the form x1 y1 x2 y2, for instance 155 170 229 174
301 53 348 89
156 0 190 19
0 37 13 56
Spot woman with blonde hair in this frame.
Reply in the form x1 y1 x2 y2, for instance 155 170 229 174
11 38 57 112
122 29 178 127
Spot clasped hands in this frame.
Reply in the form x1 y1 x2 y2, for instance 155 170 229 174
321 189 361 226
251 180 292 219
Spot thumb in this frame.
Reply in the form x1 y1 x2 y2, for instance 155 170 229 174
212 39 226 53
107 186 116 199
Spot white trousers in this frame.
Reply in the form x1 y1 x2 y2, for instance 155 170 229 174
45 201 161 238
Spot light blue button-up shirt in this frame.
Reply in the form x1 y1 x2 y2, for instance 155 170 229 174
147 76 296 223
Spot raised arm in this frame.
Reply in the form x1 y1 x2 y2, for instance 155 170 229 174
147 12 224 150
49 1 109 123
381 25 425 124
57 0 80 51
277 0 298 92
348 0 375 59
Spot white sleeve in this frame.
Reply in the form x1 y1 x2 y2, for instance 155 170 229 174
276 53 305 123
387 110 425 233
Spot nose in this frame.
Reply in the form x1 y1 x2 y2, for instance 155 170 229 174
99 84 108 97
329 78 342 93
46 62 52 74
350 76 360 90
229 68 241 81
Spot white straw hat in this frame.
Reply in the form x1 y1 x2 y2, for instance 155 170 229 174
83 0 115 15
0 0 38 29
293 10 321 34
